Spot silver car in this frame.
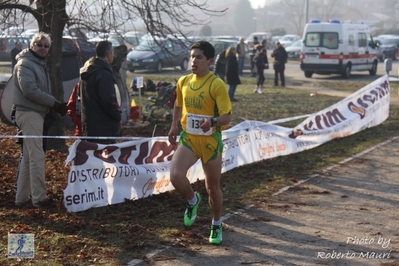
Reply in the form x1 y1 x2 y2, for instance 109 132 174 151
278 34 301 48
210 39 252 70
285 39 302 60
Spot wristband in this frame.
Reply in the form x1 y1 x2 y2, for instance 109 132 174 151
211 117 217 127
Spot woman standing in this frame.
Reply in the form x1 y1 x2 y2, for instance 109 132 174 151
225 46 241 102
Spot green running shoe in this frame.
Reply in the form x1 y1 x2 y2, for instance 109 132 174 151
209 224 223 245
184 192 201 226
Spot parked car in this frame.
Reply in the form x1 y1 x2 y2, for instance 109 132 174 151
278 34 301 48
245 32 273 49
1 26 24 36
21 29 39 39
122 31 145 50
126 36 189 73
271 36 282 47
87 30 144 51
0 36 30 61
285 39 302 60
108 31 144 50
375 35 399 62
209 39 252 71
211 35 241 42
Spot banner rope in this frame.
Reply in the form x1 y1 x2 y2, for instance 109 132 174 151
0 135 144 140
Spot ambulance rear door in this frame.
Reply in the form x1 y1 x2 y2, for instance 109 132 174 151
301 23 341 70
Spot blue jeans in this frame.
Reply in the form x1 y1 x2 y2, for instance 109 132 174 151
228 84 237 100
238 57 245 75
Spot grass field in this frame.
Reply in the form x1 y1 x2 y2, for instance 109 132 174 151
0 70 398 265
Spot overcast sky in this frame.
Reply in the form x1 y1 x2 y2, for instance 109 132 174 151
249 0 266 8
249 0 281 8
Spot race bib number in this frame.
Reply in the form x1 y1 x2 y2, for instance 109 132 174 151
186 113 212 135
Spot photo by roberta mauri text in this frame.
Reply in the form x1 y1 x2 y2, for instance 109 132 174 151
317 236 391 259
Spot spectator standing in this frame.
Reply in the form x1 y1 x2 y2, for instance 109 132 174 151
66 82 83 136
253 44 268 94
225 46 241 101
168 41 232 245
13 32 67 208
68 44 128 137
214 49 226 81
111 44 130 125
236 38 246 76
11 105 57 191
80 41 121 144
271 41 288 87
11 42 22 73
250 36 260 77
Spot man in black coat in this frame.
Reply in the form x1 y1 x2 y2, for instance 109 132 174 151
80 41 121 144
271 41 288 87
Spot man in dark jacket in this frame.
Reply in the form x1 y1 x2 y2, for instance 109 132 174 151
214 49 226 81
271 41 288 87
11 42 22 73
80 41 121 144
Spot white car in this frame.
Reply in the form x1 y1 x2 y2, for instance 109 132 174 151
245 32 273 49
285 39 302 59
278 34 301 48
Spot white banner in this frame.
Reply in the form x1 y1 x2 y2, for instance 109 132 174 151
64 75 390 212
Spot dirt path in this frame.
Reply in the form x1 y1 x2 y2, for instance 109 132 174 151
127 75 399 266
131 137 399 266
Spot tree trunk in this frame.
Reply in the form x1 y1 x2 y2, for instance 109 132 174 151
37 0 68 150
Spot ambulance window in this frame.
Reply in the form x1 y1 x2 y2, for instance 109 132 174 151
348 35 355 46
305 33 320 47
358 33 367 47
323 33 338 49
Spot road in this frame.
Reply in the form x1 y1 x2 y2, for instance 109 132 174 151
130 58 399 84
283 59 398 82
2 57 398 83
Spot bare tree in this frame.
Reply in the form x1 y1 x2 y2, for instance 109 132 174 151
0 0 226 148
309 0 346 23
277 0 346 35
278 0 307 35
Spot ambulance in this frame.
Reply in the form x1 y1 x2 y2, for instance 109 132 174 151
300 19 379 79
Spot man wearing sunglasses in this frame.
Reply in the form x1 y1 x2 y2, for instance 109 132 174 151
13 32 68 208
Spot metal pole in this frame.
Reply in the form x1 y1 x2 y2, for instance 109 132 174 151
305 0 309 24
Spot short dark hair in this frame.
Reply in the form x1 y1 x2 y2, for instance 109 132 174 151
96 41 113 58
190 41 215 60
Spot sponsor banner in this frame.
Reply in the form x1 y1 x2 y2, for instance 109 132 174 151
294 75 390 142
64 75 390 212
